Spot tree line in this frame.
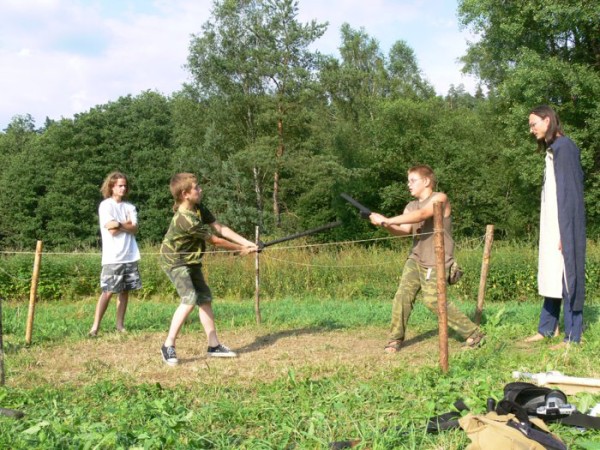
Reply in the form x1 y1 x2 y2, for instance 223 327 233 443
1 0 599 251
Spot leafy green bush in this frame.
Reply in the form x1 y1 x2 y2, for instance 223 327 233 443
1 240 598 303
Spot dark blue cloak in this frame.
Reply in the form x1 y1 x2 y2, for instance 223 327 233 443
551 136 586 311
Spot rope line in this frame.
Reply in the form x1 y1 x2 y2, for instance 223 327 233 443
260 252 396 268
454 234 487 250
0 231 488 277
0 231 435 256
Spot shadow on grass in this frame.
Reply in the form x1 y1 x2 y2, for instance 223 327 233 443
400 329 438 350
400 328 472 350
1 342 25 355
236 322 347 355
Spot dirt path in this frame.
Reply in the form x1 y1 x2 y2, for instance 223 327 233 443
9 327 463 388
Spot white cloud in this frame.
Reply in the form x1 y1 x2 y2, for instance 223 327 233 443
0 0 478 130
0 0 213 128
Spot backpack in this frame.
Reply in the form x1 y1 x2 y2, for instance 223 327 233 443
428 382 600 450
458 411 567 450
501 381 600 429
425 397 567 450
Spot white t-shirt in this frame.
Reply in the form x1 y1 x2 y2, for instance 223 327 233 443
98 198 141 265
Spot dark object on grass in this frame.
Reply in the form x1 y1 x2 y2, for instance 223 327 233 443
0 408 24 419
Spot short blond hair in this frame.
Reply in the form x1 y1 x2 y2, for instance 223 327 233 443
169 172 197 211
408 164 437 189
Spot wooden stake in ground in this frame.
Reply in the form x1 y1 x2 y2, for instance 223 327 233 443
433 202 449 373
475 224 494 325
254 226 262 325
25 240 43 345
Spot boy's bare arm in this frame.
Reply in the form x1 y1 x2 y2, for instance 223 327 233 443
370 193 450 230
208 235 256 256
210 221 257 249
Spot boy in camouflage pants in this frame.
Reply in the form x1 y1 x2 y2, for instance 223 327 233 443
369 165 484 353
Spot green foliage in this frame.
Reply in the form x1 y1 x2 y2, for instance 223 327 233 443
2 241 600 305
458 0 600 237
458 0 600 88
0 0 599 251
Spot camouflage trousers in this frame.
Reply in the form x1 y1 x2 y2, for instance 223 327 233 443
390 258 478 342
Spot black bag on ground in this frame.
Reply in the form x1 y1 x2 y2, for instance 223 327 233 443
501 381 600 429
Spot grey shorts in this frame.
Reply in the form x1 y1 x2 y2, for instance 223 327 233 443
100 262 142 293
165 265 212 306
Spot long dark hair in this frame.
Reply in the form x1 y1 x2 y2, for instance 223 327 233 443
530 105 563 150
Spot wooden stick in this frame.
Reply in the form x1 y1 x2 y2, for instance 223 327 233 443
254 226 262 325
25 240 43 345
514 371 600 388
433 202 449 373
475 224 494 325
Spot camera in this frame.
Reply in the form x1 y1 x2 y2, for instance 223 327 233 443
536 391 577 416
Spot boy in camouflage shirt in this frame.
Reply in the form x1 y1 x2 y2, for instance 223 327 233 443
160 173 257 365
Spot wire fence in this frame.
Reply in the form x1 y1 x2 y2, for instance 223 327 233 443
1 229 544 305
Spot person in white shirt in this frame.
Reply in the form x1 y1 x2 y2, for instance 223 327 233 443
89 172 141 336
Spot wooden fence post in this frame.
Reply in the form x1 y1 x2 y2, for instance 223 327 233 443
475 225 495 325
25 240 43 345
433 202 449 373
254 226 262 325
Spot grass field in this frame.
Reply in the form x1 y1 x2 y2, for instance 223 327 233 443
1 294 599 449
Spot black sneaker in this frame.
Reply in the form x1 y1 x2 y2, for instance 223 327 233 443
161 345 178 366
207 344 237 358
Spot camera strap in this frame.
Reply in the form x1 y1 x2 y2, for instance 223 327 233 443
556 411 600 429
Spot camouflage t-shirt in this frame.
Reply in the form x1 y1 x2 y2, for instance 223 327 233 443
160 203 216 269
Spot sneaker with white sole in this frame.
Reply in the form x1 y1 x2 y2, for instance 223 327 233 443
207 344 237 358
161 345 178 366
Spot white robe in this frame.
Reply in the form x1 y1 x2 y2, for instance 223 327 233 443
538 150 564 298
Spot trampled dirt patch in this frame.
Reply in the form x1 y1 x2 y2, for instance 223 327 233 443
9 327 466 388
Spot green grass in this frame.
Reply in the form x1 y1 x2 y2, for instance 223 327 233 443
1 294 599 449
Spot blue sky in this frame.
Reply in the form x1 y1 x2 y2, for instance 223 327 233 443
0 0 478 130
